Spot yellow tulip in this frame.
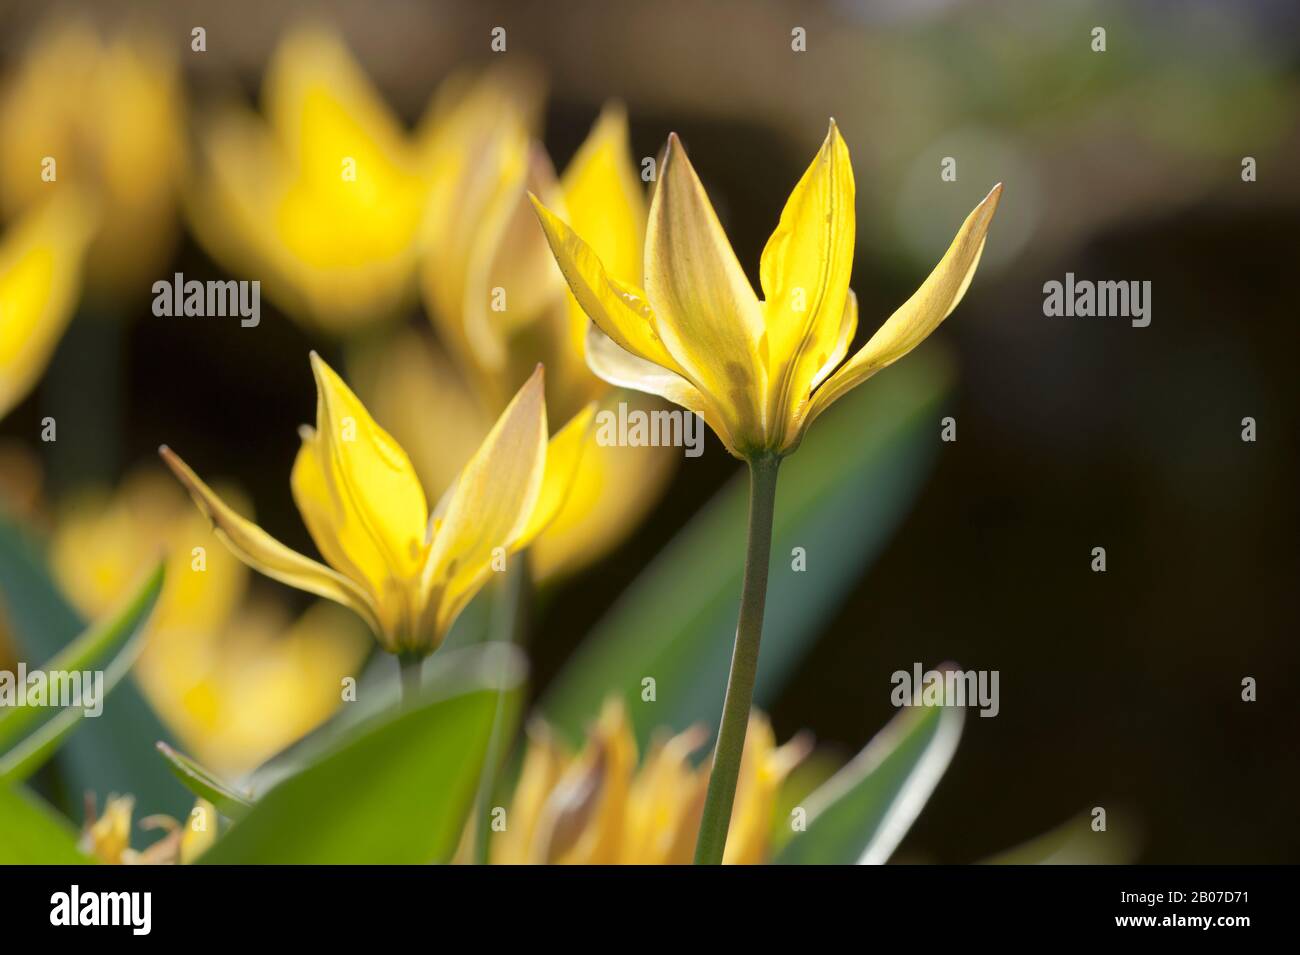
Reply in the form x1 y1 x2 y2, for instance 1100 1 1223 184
161 354 593 658
534 121 1001 863
0 192 96 420
491 699 808 864
50 469 369 775
187 25 432 331
0 20 184 294
532 120 1002 459
363 101 673 580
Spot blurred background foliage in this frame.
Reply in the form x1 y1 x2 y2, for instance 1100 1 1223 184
0 0 1296 862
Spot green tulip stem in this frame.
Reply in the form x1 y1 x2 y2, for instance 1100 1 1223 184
694 452 781 864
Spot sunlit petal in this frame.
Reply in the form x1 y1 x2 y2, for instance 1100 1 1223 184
803 184 1001 430
760 120 855 446
159 446 383 637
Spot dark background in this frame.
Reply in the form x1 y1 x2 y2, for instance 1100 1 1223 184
1 0 1296 863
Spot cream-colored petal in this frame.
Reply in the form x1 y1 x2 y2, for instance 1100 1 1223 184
418 366 548 643
759 120 856 446
803 183 1002 431
585 325 735 455
0 192 96 419
644 134 768 446
159 446 383 637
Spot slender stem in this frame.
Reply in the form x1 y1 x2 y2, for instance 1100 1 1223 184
694 454 781 865
473 552 529 865
398 653 422 710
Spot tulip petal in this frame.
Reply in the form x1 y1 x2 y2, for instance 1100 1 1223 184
309 354 429 589
760 120 856 444
0 193 95 420
420 367 549 640
561 104 647 289
644 134 768 444
515 401 598 549
530 196 684 375
159 446 382 637
585 325 735 453
803 184 1002 430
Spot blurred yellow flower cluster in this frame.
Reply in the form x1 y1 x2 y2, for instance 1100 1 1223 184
492 700 808 865
50 469 368 775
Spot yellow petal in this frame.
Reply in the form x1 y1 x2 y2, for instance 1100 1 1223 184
760 120 856 447
0 192 96 419
309 352 429 578
802 184 1002 431
723 715 810 865
530 196 683 375
418 366 548 644
514 401 597 549
492 720 571 864
159 445 383 637
562 104 646 281
644 134 768 450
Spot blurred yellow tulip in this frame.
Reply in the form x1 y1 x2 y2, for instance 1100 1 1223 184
162 354 593 657
0 192 96 420
491 699 808 864
361 101 675 581
188 25 437 331
0 20 184 295
533 121 1002 459
81 794 217 865
50 470 369 775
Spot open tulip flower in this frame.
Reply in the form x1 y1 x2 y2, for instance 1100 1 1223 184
533 120 1001 864
187 26 438 331
161 354 594 669
532 120 1001 460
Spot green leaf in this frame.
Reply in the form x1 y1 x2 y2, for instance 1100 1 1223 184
0 561 163 752
0 512 187 816
202 644 525 864
155 743 254 819
980 811 1141 865
776 701 963 865
541 351 953 744
0 783 93 864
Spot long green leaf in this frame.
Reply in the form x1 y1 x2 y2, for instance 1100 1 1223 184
542 351 952 744
0 512 185 815
155 743 254 819
0 783 93 864
0 561 163 751
202 644 525 864
776 701 963 865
